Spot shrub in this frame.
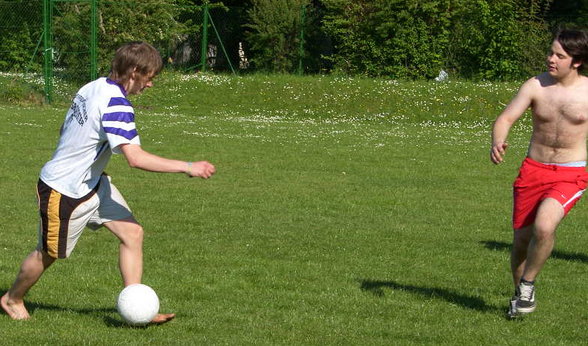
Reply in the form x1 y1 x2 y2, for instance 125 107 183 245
244 0 310 73
321 0 552 80
447 0 552 80
321 0 452 79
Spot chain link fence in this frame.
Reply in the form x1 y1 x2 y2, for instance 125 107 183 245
0 0 44 103
1 1 309 102
0 0 43 73
48 1 209 91
1 0 242 102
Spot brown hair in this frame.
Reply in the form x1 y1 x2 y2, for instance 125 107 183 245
108 41 163 86
555 29 588 72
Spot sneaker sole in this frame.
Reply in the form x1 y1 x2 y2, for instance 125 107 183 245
516 305 536 314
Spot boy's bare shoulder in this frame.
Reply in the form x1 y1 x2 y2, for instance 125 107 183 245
532 72 556 88
579 74 588 86
514 74 550 99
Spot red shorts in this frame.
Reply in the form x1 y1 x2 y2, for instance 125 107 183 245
513 157 588 229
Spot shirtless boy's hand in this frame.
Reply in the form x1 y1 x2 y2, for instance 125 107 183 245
491 142 508 164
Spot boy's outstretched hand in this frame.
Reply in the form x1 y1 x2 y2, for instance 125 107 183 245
187 161 216 179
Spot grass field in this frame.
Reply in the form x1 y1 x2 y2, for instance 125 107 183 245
2 73 588 344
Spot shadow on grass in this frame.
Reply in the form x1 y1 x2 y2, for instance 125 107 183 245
359 280 501 313
0 289 148 328
481 240 588 263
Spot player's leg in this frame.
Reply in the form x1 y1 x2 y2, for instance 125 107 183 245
103 217 144 286
96 177 174 324
511 225 533 286
93 176 143 286
103 218 174 324
1 249 55 320
523 197 564 282
515 198 564 314
509 225 532 317
2 179 98 320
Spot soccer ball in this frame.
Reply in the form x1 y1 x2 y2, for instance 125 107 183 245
117 284 160 326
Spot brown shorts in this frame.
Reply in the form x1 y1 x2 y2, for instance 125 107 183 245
37 175 133 258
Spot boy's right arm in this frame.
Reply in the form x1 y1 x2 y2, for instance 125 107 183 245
491 79 536 164
119 144 215 179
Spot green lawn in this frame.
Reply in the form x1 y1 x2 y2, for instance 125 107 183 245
1 74 588 344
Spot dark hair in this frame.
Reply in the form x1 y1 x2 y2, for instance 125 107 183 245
555 29 588 72
109 41 163 86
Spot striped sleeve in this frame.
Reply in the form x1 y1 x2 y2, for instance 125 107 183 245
102 96 140 153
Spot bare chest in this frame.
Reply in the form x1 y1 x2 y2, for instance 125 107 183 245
533 92 588 125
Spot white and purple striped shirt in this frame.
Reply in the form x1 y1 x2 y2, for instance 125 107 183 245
40 77 141 198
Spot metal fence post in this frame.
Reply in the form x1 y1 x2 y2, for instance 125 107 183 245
200 3 209 72
298 4 305 76
43 0 53 103
90 0 97 80
207 9 236 74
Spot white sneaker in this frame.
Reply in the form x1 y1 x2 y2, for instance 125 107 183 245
516 281 536 314
507 295 518 319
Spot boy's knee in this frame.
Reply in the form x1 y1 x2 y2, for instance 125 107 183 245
533 223 556 241
121 223 144 244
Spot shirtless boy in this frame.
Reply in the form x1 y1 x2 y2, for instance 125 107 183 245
491 29 588 317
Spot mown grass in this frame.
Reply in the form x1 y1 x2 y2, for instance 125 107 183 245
2 73 588 344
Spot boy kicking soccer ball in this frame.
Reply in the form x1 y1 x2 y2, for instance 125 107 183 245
2 42 215 323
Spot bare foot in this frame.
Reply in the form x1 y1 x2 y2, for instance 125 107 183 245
150 312 175 324
1 293 30 320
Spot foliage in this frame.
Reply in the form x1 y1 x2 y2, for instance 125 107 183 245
97 0 198 73
5 0 588 87
0 0 42 73
244 0 310 73
320 0 554 80
547 0 588 29
448 0 553 80
0 74 45 105
321 0 453 79
52 0 197 81
0 25 40 72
